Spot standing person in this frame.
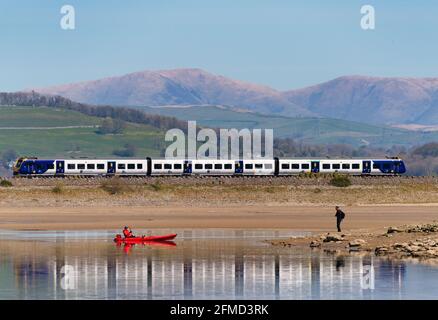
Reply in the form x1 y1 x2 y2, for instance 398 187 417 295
335 206 345 232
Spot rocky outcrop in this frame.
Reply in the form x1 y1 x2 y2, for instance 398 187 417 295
322 233 344 242
348 239 366 248
375 237 438 259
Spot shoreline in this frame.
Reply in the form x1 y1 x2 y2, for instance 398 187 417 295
269 222 438 264
0 204 437 231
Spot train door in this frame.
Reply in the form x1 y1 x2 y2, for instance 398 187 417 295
184 160 192 174
311 161 320 173
362 160 371 174
146 157 152 176
107 161 116 175
274 157 280 176
56 161 65 175
235 160 243 174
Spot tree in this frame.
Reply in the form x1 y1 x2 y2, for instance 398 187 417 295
1 149 18 169
97 117 126 135
112 143 137 157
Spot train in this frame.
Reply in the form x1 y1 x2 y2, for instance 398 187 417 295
12 157 407 176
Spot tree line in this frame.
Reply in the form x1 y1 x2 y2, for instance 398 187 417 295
0 91 188 132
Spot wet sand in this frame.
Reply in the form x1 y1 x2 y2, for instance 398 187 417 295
0 205 437 231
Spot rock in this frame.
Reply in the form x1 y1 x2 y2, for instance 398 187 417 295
393 242 409 249
322 234 344 242
375 246 389 255
348 239 366 247
406 245 421 252
309 241 321 248
426 249 438 257
387 226 403 234
383 233 393 237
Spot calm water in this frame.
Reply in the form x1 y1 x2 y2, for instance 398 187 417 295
0 229 438 300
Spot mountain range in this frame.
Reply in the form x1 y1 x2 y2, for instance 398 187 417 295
32 68 438 126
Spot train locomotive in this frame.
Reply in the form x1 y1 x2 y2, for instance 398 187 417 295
12 157 406 176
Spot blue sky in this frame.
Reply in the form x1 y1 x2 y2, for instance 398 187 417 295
1 0 437 91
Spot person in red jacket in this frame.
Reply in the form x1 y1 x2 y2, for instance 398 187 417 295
123 226 135 238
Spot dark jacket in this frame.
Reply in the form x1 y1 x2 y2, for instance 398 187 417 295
335 209 345 220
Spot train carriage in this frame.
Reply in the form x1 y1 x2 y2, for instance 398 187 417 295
150 159 184 176
190 159 235 175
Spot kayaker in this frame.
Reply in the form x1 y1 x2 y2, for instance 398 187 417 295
123 226 135 238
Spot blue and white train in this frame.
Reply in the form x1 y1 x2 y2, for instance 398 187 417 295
12 157 407 176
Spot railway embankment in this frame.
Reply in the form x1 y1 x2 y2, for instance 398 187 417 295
1 175 438 208
0 174 434 187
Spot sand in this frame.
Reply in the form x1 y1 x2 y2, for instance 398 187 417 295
0 204 437 231
1 177 438 231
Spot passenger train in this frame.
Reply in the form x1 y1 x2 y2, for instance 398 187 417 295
12 157 407 176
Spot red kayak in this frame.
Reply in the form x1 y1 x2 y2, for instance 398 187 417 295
114 233 177 243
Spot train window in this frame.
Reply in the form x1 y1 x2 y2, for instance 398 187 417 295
352 163 360 169
86 164 95 170
255 164 263 169
205 164 213 170
154 163 162 170
164 164 172 170
224 163 232 169
373 164 379 169
137 164 143 170
301 164 310 169
78 164 85 170
174 164 182 170
97 164 104 169
281 163 290 169
214 164 223 169
265 164 273 169
322 164 330 169
48 164 55 170
245 164 253 169
291 164 299 169
383 163 391 170
342 164 350 169
128 164 135 170
118 164 126 170
195 164 203 170
332 164 340 169
67 164 76 170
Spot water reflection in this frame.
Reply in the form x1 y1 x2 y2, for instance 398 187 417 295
0 229 437 300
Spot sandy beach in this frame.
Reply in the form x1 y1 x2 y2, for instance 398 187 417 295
1 177 438 231
0 205 437 231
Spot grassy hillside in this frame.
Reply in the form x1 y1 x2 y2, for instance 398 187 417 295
0 106 100 127
0 106 164 158
139 105 438 147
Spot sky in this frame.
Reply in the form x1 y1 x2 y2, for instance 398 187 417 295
1 0 438 92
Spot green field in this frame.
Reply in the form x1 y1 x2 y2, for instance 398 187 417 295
139 105 438 147
0 106 164 158
0 106 101 127
2 105 438 160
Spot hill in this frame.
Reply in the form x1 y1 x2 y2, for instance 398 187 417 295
0 106 165 158
31 69 438 126
138 105 438 147
284 75 438 125
33 68 311 117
